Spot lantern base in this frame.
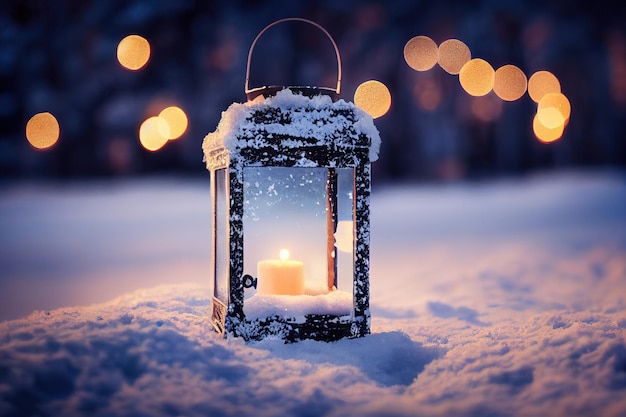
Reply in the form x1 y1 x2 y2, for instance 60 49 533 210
230 313 367 343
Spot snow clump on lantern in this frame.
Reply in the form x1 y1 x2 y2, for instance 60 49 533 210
202 18 381 343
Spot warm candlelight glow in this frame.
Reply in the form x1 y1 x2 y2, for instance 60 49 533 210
158 106 188 140
354 80 392 119
404 36 439 71
117 35 151 71
438 39 471 75
257 249 305 296
538 92 571 125
139 116 170 151
493 65 527 101
25 112 60 150
459 58 495 97
528 70 561 103
533 113 564 143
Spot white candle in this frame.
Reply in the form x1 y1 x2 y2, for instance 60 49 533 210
257 249 305 295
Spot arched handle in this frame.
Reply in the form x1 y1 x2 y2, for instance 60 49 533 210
245 17 342 99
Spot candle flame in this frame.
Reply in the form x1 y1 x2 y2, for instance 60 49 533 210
279 249 290 262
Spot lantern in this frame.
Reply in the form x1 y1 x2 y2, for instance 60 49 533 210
203 18 381 342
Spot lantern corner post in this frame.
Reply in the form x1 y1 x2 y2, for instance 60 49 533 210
353 160 372 337
225 163 246 337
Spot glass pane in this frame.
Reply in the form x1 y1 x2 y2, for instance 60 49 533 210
335 168 355 295
243 167 326 294
214 169 229 304
242 166 354 319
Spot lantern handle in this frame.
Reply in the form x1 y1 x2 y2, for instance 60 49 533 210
245 17 342 99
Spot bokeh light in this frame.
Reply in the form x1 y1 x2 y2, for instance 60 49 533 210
528 70 561 103
354 80 392 119
538 92 571 125
533 113 564 143
25 112 60 150
493 65 527 101
413 75 442 111
117 35 151 71
459 58 495 97
158 106 188 140
139 116 170 151
537 107 565 129
404 36 439 71
471 94 503 123
438 39 471 75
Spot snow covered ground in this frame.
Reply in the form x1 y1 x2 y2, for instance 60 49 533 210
1 171 625 417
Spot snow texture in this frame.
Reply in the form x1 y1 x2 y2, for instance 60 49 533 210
1 171 626 416
244 290 353 320
202 88 381 166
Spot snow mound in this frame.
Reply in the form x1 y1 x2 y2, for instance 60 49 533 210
1 283 625 417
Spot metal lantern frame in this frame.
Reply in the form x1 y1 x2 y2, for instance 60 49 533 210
205 18 374 343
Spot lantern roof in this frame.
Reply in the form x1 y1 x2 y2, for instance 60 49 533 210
202 89 381 171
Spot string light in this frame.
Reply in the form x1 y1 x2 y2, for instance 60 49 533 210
533 113 564 143
26 112 60 150
459 59 495 97
354 80 392 119
493 65 527 101
403 34 570 145
538 92 571 125
117 35 151 71
139 116 169 151
438 39 471 75
404 36 439 71
528 70 561 103
158 106 188 140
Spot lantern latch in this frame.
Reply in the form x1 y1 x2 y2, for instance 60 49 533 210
242 274 258 290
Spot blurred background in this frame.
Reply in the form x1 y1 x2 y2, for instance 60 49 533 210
1 0 625 182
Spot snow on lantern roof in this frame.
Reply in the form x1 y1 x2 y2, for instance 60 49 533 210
202 88 381 171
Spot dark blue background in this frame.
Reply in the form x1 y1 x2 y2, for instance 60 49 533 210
1 0 624 181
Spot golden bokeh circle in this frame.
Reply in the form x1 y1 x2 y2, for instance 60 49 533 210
459 58 495 97
117 35 151 71
493 64 527 101
139 116 170 151
537 107 565 129
26 112 60 150
528 70 561 103
438 39 471 75
404 36 439 71
533 113 564 143
354 80 392 119
538 92 571 124
158 106 188 140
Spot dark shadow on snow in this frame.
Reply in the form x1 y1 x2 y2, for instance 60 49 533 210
256 331 443 387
